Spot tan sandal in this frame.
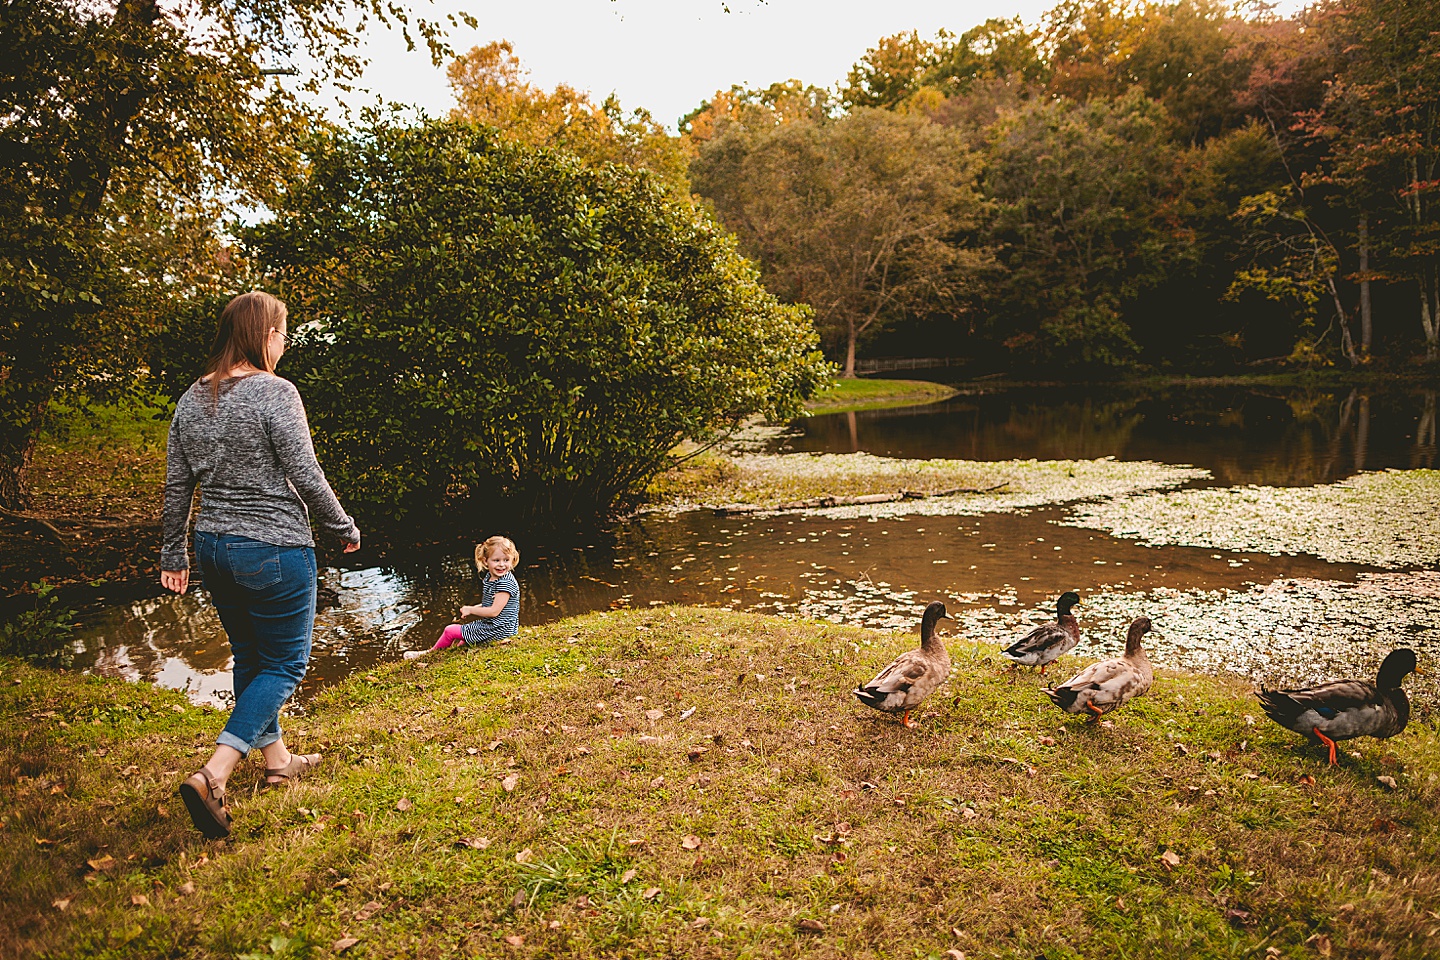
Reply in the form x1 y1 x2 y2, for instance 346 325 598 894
262 752 321 789
179 767 231 839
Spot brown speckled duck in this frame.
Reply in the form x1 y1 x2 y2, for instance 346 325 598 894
1001 591 1081 677
1045 617 1154 721
1256 649 1420 765
854 601 953 728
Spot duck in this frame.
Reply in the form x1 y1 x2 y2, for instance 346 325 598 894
1001 591 1081 677
1255 649 1420 765
854 601 954 728
1045 617 1155 721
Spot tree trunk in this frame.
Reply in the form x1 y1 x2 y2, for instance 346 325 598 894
842 315 857 378
0 392 51 512
1358 213 1372 355
1327 276 1360 367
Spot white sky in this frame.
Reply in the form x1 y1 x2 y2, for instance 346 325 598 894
323 0 1311 131
324 0 1065 130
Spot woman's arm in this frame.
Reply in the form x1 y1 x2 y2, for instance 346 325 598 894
462 592 511 619
160 412 196 592
268 379 361 548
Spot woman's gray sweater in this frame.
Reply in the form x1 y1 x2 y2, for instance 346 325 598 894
161 374 359 571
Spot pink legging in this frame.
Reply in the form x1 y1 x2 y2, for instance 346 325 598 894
432 624 465 650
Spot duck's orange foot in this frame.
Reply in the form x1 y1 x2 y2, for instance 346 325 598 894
902 710 917 729
1313 726 1339 765
1086 702 1105 722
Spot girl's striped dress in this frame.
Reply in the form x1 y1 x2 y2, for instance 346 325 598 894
460 572 520 646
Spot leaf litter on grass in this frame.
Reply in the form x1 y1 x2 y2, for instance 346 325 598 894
7 609 1440 959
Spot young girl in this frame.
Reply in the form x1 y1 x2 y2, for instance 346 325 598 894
406 536 521 657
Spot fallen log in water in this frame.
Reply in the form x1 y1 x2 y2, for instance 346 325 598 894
711 482 1009 517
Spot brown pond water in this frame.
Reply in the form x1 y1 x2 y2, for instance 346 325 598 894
72 383 1440 707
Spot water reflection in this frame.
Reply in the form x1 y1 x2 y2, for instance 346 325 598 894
72 383 1440 706
74 504 1430 705
784 385 1439 487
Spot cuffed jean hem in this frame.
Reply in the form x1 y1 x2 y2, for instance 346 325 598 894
216 727 283 755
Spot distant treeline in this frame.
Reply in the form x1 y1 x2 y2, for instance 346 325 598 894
678 0 1440 375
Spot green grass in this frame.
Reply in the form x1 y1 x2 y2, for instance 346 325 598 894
5 608 1440 958
804 378 958 415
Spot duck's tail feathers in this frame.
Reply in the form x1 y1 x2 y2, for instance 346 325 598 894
1255 688 1304 726
854 685 887 708
1045 686 1078 709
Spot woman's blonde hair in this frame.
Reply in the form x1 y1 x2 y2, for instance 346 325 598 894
203 291 287 399
476 536 519 573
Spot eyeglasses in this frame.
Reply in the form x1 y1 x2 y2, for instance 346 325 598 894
270 328 289 347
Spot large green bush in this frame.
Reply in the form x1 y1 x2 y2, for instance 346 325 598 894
247 119 827 526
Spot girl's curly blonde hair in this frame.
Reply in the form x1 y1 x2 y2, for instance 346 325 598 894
475 536 519 574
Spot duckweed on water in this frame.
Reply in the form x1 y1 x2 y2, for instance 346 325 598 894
653 452 1209 519
793 572 1440 703
1066 469 1440 569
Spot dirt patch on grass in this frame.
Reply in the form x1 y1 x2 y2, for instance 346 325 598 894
5 607 1439 958
1065 469 1440 569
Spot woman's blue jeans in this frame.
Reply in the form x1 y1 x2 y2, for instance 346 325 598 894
194 532 317 756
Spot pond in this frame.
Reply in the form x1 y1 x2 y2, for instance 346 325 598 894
72 382 1440 707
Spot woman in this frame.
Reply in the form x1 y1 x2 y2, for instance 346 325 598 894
160 291 360 838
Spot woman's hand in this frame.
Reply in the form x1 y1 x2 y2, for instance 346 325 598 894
343 532 361 554
161 570 190 594
459 604 475 618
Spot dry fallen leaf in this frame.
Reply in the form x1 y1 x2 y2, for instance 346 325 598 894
642 887 661 900
636 735 660 746
645 709 664 721
515 848 534 864
34 837 58 847
395 798 413 812
681 835 702 850
52 898 71 911
333 937 360 952
177 881 195 896
547 920 561 930
1158 850 1181 870
487 740 503 751
1377 775 1398 791
502 773 521 792
1038 736 1056 747
86 855 116 872
620 868 637 884
796 918 826 934
465 747 479 756
945 951 966 960
504 934 525 946
130 894 148 907
455 837 491 850
354 901 383 921
687 747 709 761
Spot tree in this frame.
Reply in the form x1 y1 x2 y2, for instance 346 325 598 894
983 90 1183 367
1305 0 1440 360
0 0 456 510
691 108 990 377
448 40 692 190
246 119 827 526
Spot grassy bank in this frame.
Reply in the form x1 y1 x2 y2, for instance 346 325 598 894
804 378 958 415
6 607 1440 958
